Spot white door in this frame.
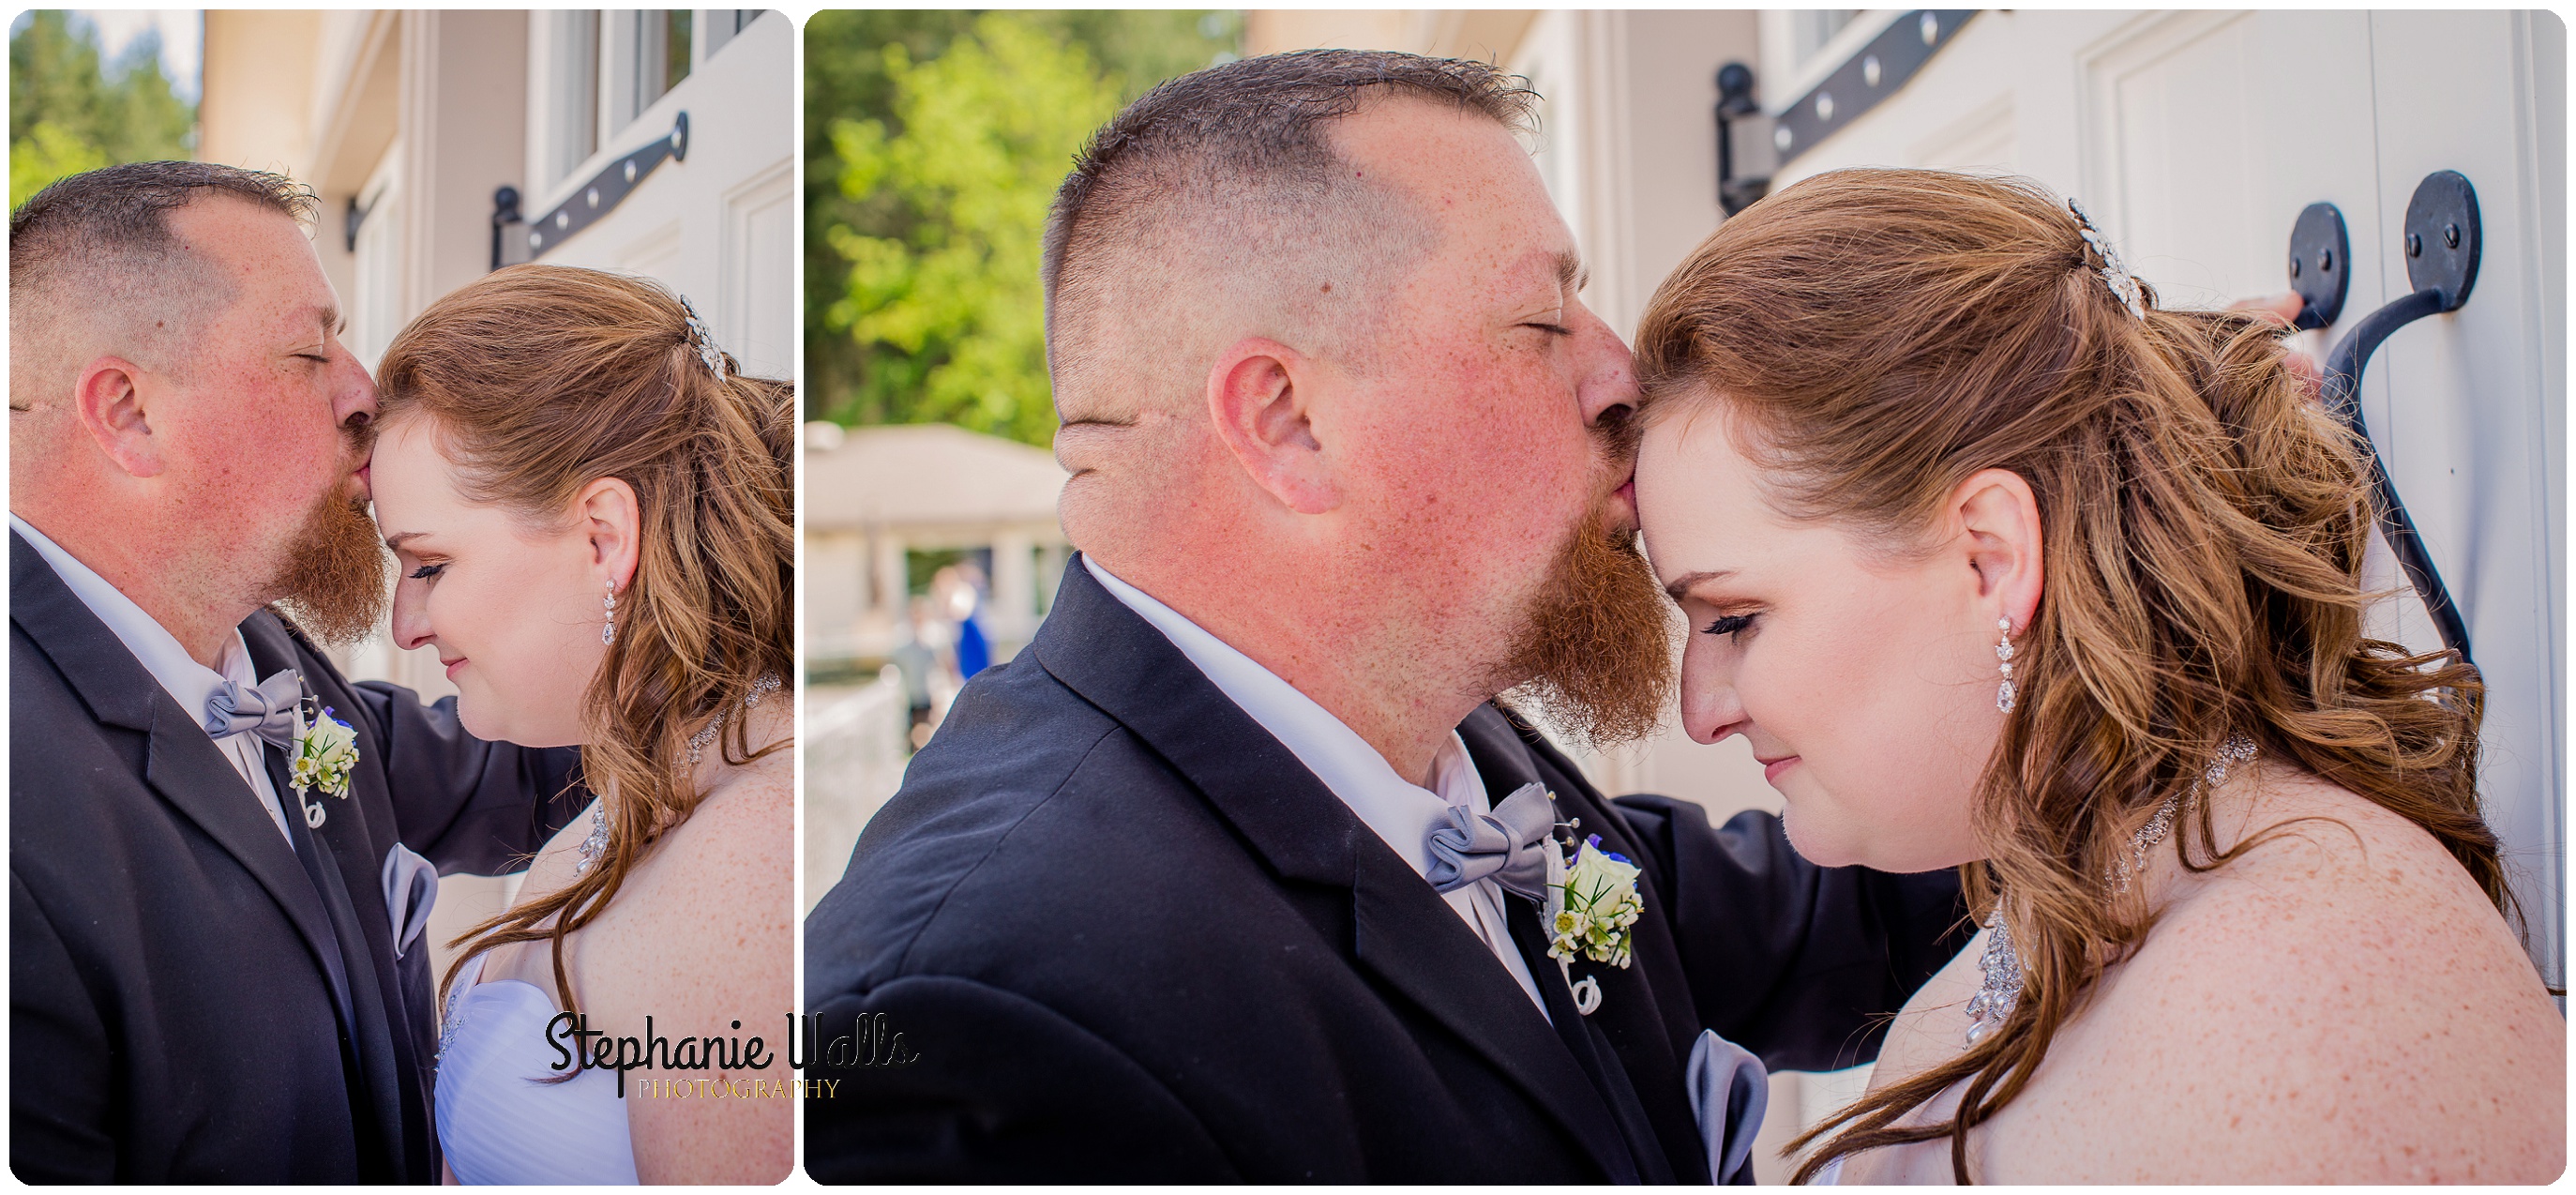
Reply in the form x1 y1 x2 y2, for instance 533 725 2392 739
1766 9 2566 983
514 10 795 381
348 148 405 373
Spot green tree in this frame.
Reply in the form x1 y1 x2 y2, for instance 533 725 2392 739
9 12 197 208
820 16 1114 446
11 121 111 208
805 9 1242 444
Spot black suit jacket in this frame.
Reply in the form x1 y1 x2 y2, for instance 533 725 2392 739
804 556 1966 1182
9 530 587 1184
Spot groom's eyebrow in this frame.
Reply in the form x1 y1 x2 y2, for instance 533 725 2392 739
1557 251 1587 295
295 303 344 340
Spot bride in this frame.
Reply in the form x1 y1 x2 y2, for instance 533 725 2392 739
1627 169 2563 1182
364 265 795 1184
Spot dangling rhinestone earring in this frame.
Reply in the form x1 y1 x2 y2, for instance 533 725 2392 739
1995 617 2017 713
602 579 618 646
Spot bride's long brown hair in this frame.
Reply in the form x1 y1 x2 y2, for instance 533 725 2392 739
377 265 795 1019
1634 170 2499 1183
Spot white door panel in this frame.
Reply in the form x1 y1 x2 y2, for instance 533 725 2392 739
620 219 684 280
1908 93 2015 173
2363 10 2565 975
528 11 793 382
721 161 796 381
2079 10 2270 310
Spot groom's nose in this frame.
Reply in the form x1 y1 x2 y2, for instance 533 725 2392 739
332 349 382 451
1573 306 1641 433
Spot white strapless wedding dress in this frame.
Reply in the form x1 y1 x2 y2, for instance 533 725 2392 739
435 951 640 1184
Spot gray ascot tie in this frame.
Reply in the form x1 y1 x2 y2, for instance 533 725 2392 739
1425 781 1556 900
204 668 301 749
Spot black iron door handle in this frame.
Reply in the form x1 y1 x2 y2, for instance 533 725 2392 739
2295 171 2482 664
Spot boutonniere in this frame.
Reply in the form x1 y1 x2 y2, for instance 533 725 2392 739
1545 833 1642 1016
289 699 358 826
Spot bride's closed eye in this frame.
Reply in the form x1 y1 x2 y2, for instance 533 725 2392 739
407 563 447 581
1702 613 1756 638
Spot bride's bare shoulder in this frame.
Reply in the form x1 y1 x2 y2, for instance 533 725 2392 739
2152 762 2531 977
580 733 791 971
654 697 794 862
2039 763 2564 1182
670 742 793 852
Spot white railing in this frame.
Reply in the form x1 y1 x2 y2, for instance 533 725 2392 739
802 668 911 913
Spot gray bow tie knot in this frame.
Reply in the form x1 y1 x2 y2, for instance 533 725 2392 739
1426 781 1557 900
204 669 302 749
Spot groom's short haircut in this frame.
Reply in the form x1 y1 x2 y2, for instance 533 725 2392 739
9 161 317 408
1042 50 1536 425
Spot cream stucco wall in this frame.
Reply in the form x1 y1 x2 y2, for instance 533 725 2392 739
1245 9 1540 63
198 11 324 178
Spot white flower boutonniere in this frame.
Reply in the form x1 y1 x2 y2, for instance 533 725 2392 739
1545 833 1643 1015
289 700 359 826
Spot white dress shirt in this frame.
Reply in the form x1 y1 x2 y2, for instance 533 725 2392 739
1086 557 1551 1021
13 513 296 844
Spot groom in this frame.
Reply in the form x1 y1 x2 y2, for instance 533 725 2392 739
10 162 587 1183
806 51 1968 1182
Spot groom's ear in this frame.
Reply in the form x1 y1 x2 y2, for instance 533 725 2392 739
1952 466 2043 628
72 356 166 479
1206 337 1340 516
574 476 642 591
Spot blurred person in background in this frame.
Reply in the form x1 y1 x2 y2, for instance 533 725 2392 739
933 562 992 680
893 595 942 748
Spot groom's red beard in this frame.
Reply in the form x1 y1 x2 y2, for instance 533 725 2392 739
1493 505 1679 748
265 490 390 646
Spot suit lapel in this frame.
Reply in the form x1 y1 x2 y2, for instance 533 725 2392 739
255 739 360 1047
9 534 363 1051
1032 556 1639 1180
1462 706 1711 1185
1349 849 1642 1183
243 613 420 1183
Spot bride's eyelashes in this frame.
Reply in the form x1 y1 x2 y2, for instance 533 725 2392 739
407 563 447 581
1702 612 1757 638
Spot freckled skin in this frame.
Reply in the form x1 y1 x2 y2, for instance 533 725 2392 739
379 414 792 1181
1636 404 2566 1182
10 194 378 666
1071 97 1639 786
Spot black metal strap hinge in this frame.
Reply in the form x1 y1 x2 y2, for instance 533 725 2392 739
491 111 690 270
